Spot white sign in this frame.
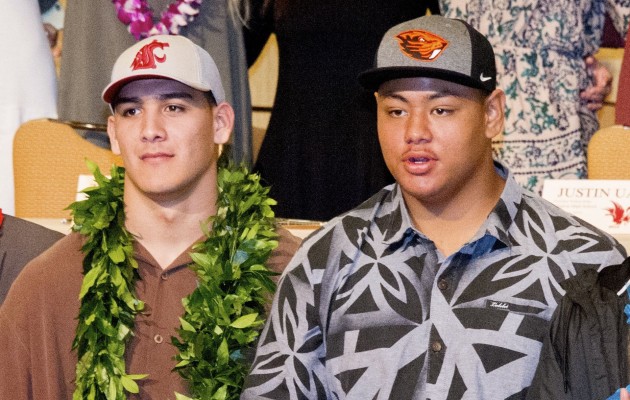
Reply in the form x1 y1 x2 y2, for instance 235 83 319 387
542 179 630 234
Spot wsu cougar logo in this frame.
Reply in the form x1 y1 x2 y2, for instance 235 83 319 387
395 29 448 61
131 40 170 70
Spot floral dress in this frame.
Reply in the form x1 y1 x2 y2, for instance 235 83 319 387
440 0 630 194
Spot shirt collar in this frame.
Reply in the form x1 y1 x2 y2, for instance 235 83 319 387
132 235 198 272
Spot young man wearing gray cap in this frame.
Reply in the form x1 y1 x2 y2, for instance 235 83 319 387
0 35 300 399
241 15 626 399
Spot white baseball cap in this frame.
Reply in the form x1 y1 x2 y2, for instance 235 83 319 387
102 34 226 104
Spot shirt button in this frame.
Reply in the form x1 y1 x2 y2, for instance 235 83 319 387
431 341 443 352
161 272 169 280
437 279 448 291
154 334 164 344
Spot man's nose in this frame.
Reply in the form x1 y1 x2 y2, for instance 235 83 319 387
141 112 166 142
404 113 432 144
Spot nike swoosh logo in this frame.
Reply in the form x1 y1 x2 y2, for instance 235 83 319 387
480 73 492 82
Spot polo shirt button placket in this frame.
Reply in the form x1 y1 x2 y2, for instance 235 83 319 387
156 271 169 345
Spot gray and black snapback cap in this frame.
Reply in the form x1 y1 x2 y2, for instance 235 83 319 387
359 15 497 92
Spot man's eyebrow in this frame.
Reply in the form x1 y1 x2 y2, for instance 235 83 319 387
426 90 457 100
115 92 194 104
157 92 195 101
379 92 409 103
113 95 140 106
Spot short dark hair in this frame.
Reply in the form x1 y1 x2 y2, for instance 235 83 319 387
203 91 218 107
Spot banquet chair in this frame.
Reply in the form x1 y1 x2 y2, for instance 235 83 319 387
587 124 630 180
13 118 123 219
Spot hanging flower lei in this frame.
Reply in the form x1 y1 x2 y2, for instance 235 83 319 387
113 0 203 40
70 160 278 400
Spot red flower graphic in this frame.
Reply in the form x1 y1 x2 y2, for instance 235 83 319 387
606 201 630 225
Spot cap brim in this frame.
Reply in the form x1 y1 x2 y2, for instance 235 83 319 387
102 74 165 103
358 66 491 92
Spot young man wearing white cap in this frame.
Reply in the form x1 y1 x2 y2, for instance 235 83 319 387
241 15 627 399
0 35 300 399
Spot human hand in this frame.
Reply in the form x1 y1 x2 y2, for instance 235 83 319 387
266 226 302 279
581 55 613 111
43 23 58 49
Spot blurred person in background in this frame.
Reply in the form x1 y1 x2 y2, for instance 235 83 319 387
0 0 58 215
439 0 629 194
237 0 440 221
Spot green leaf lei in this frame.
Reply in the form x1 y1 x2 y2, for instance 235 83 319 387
69 159 278 400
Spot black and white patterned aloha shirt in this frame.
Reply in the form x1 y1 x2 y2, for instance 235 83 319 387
242 163 627 400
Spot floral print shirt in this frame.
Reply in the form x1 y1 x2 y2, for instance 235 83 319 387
440 0 630 193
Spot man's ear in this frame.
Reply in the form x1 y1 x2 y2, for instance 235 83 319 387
484 89 506 140
107 115 121 155
213 102 234 145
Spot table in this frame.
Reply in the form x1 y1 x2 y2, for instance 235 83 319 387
25 218 323 240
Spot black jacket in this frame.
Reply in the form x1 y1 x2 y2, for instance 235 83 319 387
527 259 630 399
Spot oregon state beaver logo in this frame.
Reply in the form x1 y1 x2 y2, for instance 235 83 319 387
130 39 170 70
395 29 448 61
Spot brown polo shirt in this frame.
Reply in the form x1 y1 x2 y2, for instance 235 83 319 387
1 232 205 399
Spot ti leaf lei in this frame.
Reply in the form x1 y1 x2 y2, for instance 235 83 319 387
70 160 278 400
